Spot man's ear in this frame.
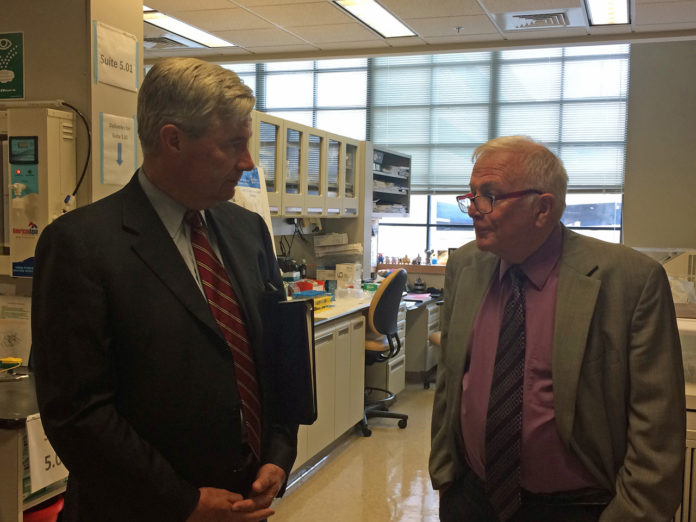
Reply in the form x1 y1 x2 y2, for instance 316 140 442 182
535 193 555 227
160 124 183 154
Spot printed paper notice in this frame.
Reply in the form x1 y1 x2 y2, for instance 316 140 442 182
95 21 137 92
232 166 274 252
101 113 136 186
0 295 30 362
26 414 69 493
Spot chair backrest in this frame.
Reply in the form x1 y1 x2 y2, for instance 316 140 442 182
367 269 407 337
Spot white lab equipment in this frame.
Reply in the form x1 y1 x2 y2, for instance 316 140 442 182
0 106 76 277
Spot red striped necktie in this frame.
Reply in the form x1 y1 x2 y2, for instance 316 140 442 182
186 210 262 460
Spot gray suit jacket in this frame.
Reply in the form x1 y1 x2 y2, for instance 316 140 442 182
32 174 297 521
430 227 685 521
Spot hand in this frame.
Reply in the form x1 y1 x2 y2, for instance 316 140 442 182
186 487 274 522
245 463 286 510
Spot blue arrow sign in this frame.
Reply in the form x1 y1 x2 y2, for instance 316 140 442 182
117 142 122 165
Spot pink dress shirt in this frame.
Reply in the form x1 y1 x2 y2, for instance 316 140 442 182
460 225 600 493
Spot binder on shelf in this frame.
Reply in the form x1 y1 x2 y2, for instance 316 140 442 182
262 295 317 425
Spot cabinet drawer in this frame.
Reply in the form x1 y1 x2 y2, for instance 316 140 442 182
387 353 406 394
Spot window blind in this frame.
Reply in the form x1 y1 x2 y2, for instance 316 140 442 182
369 44 630 193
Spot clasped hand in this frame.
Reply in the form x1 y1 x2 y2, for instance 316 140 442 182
186 463 285 522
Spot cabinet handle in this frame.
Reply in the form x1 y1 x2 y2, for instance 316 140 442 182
390 359 404 371
338 327 349 336
315 333 334 345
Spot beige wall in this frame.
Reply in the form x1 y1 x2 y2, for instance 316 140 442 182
1 0 142 205
623 40 696 250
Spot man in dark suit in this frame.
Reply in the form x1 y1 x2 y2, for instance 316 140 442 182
32 57 297 521
430 136 685 521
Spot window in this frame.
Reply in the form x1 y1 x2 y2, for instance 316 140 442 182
223 59 368 140
374 44 629 258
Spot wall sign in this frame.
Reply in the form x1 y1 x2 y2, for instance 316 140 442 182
0 32 24 99
100 112 137 186
94 21 138 92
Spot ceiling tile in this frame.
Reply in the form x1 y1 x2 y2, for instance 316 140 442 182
633 22 696 31
319 40 391 50
249 2 350 26
245 43 320 53
634 1 696 24
145 47 253 60
171 8 273 30
480 0 582 13
405 15 498 37
215 27 309 46
290 22 382 42
422 33 506 45
235 0 321 5
635 0 689 4
385 36 429 47
146 0 234 11
379 0 486 18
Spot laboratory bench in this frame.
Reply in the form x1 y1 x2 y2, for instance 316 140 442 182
291 294 371 476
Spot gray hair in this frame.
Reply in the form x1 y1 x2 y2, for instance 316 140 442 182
137 57 255 154
473 136 568 214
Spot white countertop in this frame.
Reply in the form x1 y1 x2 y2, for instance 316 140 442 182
314 294 373 324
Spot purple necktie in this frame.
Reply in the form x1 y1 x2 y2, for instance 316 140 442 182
485 265 526 520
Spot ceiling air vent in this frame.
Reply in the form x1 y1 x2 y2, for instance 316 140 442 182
489 8 588 32
511 12 569 29
143 37 188 50
143 22 204 50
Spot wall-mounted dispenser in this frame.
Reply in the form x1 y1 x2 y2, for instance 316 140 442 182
0 107 76 277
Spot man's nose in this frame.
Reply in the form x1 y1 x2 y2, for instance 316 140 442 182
238 147 255 171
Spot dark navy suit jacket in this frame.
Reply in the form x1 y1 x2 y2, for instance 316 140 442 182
32 173 296 521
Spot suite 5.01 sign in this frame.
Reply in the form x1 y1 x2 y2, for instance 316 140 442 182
94 21 137 92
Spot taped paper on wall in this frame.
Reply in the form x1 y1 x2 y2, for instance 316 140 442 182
0 295 30 362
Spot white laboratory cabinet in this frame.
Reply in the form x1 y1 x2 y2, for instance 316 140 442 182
250 111 362 219
293 313 365 472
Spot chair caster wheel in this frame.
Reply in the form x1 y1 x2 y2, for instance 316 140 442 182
424 382 430 389
398 419 407 429
362 427 372 437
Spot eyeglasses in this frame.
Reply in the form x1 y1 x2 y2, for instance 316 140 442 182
456 189 542 214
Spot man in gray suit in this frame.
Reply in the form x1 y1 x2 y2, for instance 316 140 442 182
32 58 296 521
430 136 685 521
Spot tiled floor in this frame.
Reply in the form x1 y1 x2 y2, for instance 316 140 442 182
271 383 439 522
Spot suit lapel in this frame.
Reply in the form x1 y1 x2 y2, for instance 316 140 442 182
552 229 601 442
120 176 223 341
206 206 268 358
450 255 498 380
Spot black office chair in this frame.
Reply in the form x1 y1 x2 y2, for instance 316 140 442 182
359 268 408 437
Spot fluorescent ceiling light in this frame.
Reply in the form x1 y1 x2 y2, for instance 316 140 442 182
585 0 629 25
143 8 235 48
334 0 415 38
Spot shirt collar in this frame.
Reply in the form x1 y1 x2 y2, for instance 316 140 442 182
499 223 563 290
138 168 188 238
